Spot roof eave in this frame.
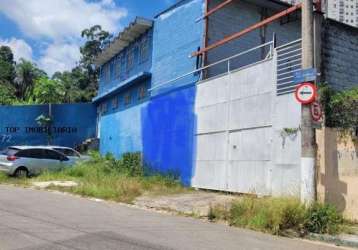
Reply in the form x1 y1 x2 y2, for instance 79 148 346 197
94 17 153 67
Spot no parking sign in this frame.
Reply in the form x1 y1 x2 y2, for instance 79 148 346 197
294 82 317 104
311 101 323 122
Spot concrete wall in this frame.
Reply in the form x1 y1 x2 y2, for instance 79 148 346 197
271 93 301 196
206 0 301 76
321 19 358 90
0 103 96 150
317 128 358 220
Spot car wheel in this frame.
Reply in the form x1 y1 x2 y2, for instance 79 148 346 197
14 167 29 178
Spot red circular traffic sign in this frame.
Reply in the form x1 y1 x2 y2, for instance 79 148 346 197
294 82 317 104
311 101 323 121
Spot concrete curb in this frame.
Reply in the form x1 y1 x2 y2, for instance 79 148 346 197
308 233 358 249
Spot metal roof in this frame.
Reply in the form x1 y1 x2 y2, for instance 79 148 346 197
94 17 153 66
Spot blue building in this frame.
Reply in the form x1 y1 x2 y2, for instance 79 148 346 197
93 0 304 186
93 0 205 185
92 0 358 191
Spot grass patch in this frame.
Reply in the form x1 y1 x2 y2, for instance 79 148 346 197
0 171 31 186
0 151 187 203
209 196 345 236
0 172 9 182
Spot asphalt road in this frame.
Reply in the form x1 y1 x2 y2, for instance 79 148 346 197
0 185 348 250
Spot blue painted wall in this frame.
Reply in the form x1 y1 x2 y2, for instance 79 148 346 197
99 84 197 186
0 105 48 149
0 103 96 150
141 84 197 185
51 103 97 147
96 0 203 185
99 79 150 156
151 0 203 94
100 103 147 157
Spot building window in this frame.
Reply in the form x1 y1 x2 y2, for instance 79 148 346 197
101 102 107 114
104 63 110 82
140 37 149 62
127 49 134 71
112 97 118 109
138 85 147 100
124 92 131 106
114 55 121 79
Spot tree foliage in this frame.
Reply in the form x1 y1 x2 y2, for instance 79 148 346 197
320 84 358 129
79 25 112 100
14 59 47 101
0 25 111 105
80 25 112 67
0 46 16 85
0 84 16 105
0 46 17 105
32 77 65 104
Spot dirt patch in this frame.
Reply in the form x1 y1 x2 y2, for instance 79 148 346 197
32 181 78 189
134 191 236 217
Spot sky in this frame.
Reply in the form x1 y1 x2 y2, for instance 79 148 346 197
0 0 177 76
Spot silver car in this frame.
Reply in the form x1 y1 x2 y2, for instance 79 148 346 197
33 146 90 163
0 146 73 177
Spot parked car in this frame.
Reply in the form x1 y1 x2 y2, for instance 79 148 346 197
0 146 81 177
41 146 90 162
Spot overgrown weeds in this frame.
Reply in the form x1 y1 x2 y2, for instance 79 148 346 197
209 196 344 236
0 151 187 203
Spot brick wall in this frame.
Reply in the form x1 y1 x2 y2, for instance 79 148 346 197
321 19 358 90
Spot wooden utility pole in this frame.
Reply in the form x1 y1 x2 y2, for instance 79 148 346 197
301 0 316 204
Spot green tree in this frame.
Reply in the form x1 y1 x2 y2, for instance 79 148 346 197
0 46 16 85
52 71 75 103
32 77 65 104
0 84 16 105
79 25 112 99
52 66 94 103
14 59 47 101
80 25 112 67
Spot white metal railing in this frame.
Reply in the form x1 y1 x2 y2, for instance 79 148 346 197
149 40 274 92
276 38 302 95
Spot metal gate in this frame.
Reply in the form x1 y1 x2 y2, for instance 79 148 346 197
192 57 276 195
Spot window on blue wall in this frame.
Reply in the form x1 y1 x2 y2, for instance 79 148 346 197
140 37 149 63
110 60 115 80
99 67 103 82
138 85 147 100
124 92 131 106
104 63 110 82
114 55 121 79
101 102 107 114
112 97 118 109
127 48 134 71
